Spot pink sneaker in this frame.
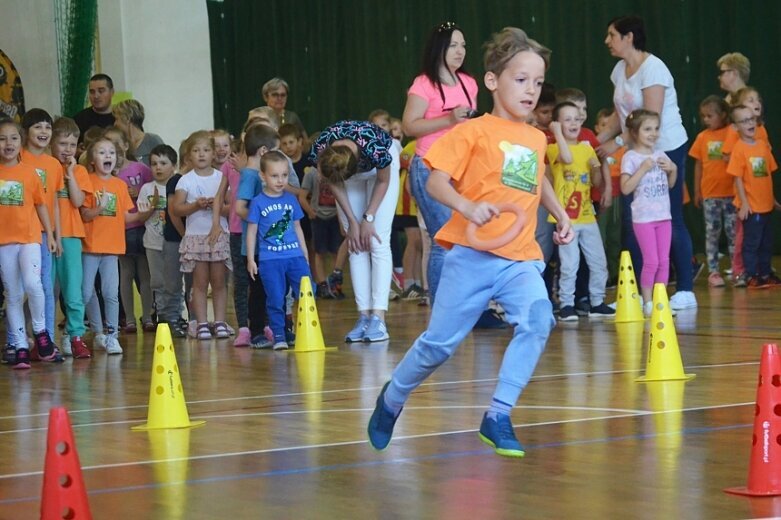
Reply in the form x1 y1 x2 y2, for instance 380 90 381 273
233 327 251 347
708 271 725 288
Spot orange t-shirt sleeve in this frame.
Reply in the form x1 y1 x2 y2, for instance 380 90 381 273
422 128 475 182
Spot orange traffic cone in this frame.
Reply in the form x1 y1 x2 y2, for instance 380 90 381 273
614 251 643 323
636 283 695 382
726 344 781 496
293 276 335 353
41 407 92 519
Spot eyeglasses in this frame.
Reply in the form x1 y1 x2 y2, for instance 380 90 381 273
268 92 287 98
734 116 757 125
437 21 457 32
718 69 733 77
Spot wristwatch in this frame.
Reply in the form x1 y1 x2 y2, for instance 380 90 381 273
363 213 375 223
614 135 625 146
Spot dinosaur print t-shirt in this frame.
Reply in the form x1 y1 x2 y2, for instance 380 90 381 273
247 190 305 261
423 113 546 261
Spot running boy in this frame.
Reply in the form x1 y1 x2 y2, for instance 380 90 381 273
368 27 573 458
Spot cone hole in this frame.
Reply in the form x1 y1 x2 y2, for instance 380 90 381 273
307 290 313 298
773 375 781 387
58 474 72 488
298 320 302 327
61 507 76 520
656 303 664 310
156 365 164 374
628 266 633 271
299 305 303 313
753 433 758 446
156 386 164 395
620 280 625 286
156 344 165 353
311 320 318 327
759 374 764 386
656 341 666 350
169 344 174 351
174 364 178 373
56 441 69 455
756 403 761 416
620 266 625 271
178 384 182 393
299 291 304 298
309 306 315 312
775 404 781 416
656 322 665 330
630 280 635 285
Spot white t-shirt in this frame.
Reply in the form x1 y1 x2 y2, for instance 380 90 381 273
621 149 672 223
136 180 168 251
611 54 688 152
175 169 228 236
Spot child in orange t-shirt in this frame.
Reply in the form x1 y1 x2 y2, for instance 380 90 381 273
368 28 573 458
50 117 93 358
689 96 736 287
726 104 780 289
0 119 58 369
80 138 150 355
20 109 64 350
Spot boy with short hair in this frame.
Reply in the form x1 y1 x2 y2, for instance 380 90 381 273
594 107 625 286
246 151 312 350
368 27 574 458
532 82 556 131
50 117 93 358
727 104 780 289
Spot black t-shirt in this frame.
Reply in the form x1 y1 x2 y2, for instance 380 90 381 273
164 173 183 242
73 108 115 141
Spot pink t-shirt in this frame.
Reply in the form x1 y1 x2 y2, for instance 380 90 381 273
221 161 243 233
117 160 153 229
407 72 478 157
621 150 672 224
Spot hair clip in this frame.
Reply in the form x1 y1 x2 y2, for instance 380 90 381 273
437 21 457 32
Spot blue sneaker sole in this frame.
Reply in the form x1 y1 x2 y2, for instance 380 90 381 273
478 433 526 458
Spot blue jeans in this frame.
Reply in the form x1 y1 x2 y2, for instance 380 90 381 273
385 246 554 410
259 256 312 343
742 212 773 277
621 142 694 291
409 155 452 303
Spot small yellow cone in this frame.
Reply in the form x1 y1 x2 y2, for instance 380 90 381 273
294 276 336 353
636 283 695 382
132 324 205 430
615 251 644 323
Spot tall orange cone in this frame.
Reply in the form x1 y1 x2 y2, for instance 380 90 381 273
294 276 335 353
726 344 781 496
636 283 695 382
614 251 643 323
132 324 205 430
41 407 92 519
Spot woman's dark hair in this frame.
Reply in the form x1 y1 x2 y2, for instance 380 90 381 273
421 22 470 87
608 15 646 52
318 145 358 184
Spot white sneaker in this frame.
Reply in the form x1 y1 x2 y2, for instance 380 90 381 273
669 290 697 310
60 334 72 356
105 336 123 355
94 333 108 350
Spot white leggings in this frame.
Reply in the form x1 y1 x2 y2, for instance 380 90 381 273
0 243 45 346
337 151 400 312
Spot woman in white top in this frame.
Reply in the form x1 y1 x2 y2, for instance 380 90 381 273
596 15 697 310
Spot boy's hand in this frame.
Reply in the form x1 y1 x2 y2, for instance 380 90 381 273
693 192 703 209
55 238 63 257
247 258 258 280
64 156 76 180
46 233 57 253
600 187 613 208
552 218 574 245
549 121 562 135
128 185 139 199
738 205 750 221
150 186 160 210
463 201 500 226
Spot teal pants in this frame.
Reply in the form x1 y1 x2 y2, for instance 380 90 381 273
53 237 85 337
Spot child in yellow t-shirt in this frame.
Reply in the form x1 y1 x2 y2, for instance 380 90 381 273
368 28 573 458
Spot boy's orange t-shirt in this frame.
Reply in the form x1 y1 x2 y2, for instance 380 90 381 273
423 114 546 261
726 139 778 213
689 127 733 198
0 162 46 245
57 164 93 238
722 124 769 155
20 149 64 233
605 146 626 195
82 174 133 254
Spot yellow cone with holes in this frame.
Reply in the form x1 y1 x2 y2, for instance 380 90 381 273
636 283 696 382
132 324 205 430
615 251 644 323
294 276 335 353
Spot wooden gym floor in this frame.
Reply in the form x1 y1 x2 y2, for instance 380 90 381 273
0 278 778 519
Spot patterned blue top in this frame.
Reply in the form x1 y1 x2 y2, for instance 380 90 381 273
308 120 394 173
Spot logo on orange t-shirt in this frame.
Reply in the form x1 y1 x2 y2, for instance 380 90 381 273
499 141 539 194
0 180 24 206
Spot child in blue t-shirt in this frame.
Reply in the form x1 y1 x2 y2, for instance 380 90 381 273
246 150 312 350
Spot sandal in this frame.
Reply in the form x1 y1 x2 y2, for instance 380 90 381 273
142 321 157 332
196 322 212 340
213 321 230 339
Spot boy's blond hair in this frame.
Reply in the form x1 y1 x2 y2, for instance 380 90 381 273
483 27 551 76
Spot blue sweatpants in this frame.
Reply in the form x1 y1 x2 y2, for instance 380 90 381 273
386 245 555 410
259 256 312 343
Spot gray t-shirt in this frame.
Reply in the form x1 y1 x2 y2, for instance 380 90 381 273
134 132 164 166
301 168 337 219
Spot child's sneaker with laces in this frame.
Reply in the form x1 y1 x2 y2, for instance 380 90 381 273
250 334 273 349
478 412 525 458
60 334 72 356
708 271 726 287
589 303 616 319
316 281 334 299
13 348 31 370
34 331 64 362
345 315 370 343
272 341 289 351
766 274 781 288
105 336 123 355
363 315 389 342
70 336 91 359
367 381 401 451
94 333 108 350
734 273 748 288
327 270 345 299
747 276 770 290
402 284 424 301
233 327 251 347
2 345 16 365
558 305 578 322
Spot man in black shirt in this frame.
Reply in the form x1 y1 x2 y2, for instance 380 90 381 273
72 73 115 139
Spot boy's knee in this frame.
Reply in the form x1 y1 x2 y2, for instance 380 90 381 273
527 298 555 336
415 338 453 367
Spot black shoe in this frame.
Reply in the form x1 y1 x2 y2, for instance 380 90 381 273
473 309 509 329
558 305 578 322
575 299 590 316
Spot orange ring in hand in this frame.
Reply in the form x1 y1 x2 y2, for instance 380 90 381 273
465 203 527 251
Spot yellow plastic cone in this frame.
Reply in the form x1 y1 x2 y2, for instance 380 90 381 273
636 283 695 382
615 251 644 322
132 324 205 430
294 276 335 353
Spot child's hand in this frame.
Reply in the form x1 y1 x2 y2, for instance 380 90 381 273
600 187 613 208
463 201 500 226
246 258 258 280
150 186 160 210
128 185 139 199
656 155 674 172
95 190 107 209
64 156 76 180
693 192 703 209
552 218 574 245
738 205 750 221
196 197 211 209
307 209 316 220
46 233 57 254
55 238 63 257
549 121 562 135
207 224 222 247
205 197 215 209
640 158 656 173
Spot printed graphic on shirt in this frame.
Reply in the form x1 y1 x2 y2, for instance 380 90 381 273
96 190 118 216
707 141 724 160
56 184 69 199
263 207 293 246
0 180 23 206
750 157 768 177
35 168 47 191
499 141 538 194
146 192 167 236
606 156 617 166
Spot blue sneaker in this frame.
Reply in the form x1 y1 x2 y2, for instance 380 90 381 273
345 315 370 343
478 412 525 458
367 381 401 450
363 315 389 342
